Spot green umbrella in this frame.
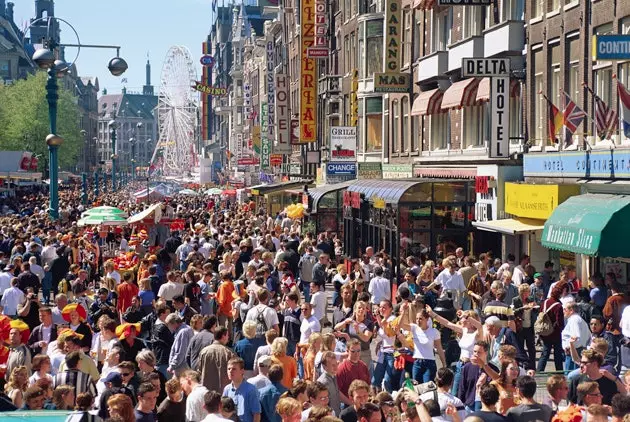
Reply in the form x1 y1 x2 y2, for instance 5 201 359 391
77 214 129 227
179 189 199 196
82 206 128 219
205 188 223 195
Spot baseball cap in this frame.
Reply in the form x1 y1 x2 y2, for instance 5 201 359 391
102 372 123 385
533 272 542 279
258 355 273 367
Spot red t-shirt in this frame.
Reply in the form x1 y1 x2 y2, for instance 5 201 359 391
117 282 139 312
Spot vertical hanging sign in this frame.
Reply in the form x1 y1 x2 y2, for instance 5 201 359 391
261 102 270 169
350 69 358 126
266 39 276 153
275 74 291 154
490 77 509 158
299 0 317 143
307 0 329 57
244 82 252 120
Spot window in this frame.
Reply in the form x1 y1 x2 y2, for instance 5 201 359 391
344 36 350 74
567 36 580 100
594 67 613 140
432 9 452 52
402 8 412 67
430 113 449 150
366 97 383 152
364 20 383 78
344 0 351 21
402 97 409 152
392 100 399 152
510 89 521 142
350 32 356 72
531 0 543 19
412 115 419 152
502 0 524 21
358 99 364 152
548 0 560 12
413 12 422 61
0 59 9 79
535 73 544 145
462 105 486 148
549 43 561 106
620 62 630 142
463 5 485 39
344 95 349 125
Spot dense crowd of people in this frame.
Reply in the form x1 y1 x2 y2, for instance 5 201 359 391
0 182 628 422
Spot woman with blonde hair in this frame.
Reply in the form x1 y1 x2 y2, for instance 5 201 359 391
190 314 204 335
276 397 302 422
303 333 323 381
51 384 75 410
218 251 236 278
235 320 262 378
138 277 156 316
5 365 28 408
331 264 350 307
271 337 298 389
107 393 135 421
334 300 373 365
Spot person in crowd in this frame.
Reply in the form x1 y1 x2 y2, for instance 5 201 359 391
568 349 626 405
339 379 371 422
222 357 261 422
536 282 566 372
180 369 209 422
198 327 235 393
156 378 186 422
259 364 287 422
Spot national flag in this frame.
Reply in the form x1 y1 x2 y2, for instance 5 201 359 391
562 91 586 147
542 94 563 144
585 84 617 140
618 80 630 138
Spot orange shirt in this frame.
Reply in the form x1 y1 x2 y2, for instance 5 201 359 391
216 281 235 317
117 282 139 312
303 351 316 381
272 354 298 389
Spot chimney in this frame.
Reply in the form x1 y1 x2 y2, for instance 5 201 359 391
0 1 5 18
146 58 151 86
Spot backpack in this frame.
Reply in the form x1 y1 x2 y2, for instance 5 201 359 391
255 306 269 338
534 301 560 337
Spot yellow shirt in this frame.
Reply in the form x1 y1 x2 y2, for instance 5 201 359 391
58 351 100 381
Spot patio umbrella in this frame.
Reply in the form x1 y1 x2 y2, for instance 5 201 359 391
179 189 199 196
205 187 223 195
77 214 129 227
82 206 128 218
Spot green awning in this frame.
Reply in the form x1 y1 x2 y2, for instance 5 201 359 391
542 194 630 257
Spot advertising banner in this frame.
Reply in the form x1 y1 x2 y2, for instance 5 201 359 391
299 0 318 143
350 69 358 126
266 39 276 149
261 103 271 169
373 0 410 93
308 0 328 58
490 77 509 158
275 74 291 154
326 162 357 176
382 164 412 179
358 162 382 179
329 127 357 162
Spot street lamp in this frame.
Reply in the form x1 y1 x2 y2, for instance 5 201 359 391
109 120 118 191
26 16 127 219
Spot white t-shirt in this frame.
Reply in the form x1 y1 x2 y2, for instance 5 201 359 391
310 291 328 321
300 316 321 344
410 324 440 360
106 271 121 285
245 304 279 330
158 281 185 301
368 276 391 304
187 384 210 422
203 414 233 422
419 390 466 422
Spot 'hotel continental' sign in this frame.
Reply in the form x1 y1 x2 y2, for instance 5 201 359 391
373 0 410 93
524 150 630 179
299 0 318 143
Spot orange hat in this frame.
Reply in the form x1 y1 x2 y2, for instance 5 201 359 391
0 315 11 341
8 320 30 344
61 304 87 322
115 323 141 340
57 327 85 342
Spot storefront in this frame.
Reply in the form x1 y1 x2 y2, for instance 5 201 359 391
342 179 477 278
250 180 313 216
472 182 579 271
305 180 355 235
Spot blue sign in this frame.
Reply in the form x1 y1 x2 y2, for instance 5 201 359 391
595 35 630 60
326 162 357 175
200 55 215 67
524 150 630 179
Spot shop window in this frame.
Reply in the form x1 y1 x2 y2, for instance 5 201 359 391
434 182 469 202
402 97 409 152
392 100 399 152
366 97 383 152
430 112 448 150
399 183 432 202
433 205 467 229
462 105 486 148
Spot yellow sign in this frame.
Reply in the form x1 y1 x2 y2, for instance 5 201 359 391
385 0 401 72
252 126 261 154
299 0 317 143
504 183 580 220
373 197 386 209
251 189 260 196
350 69 358 126
373 72 410 93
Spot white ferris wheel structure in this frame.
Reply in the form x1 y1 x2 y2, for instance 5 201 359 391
153 45 199 176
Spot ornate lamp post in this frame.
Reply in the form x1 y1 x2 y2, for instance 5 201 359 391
26 16 128 219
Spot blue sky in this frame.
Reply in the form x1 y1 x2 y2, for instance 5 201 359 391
14 0 215 95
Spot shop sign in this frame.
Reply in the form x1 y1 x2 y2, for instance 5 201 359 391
316 167 324 185
504 182 580 220
270 154 283 166
291 120 300 144
235 133 244 162
373 73 410 93
384 0 401 72
275 74 291 154
326 162 357 176
237 157 260 165
382 164 412 179
192 82 228 96
350 69 358 126
300 0 317 143
475 203 492 222
266 40 276 146
290 163 302 175
524 150 630 179
490 77 509 158
330 127 357 161
593 35 630 60
373 196 386 209
307 0 328 58
252 126 261 155
358 162 382 179
200 55 215 67
343 191 361 208
461 58 510 78
475 176 489 194
244 83 252 120
261 103 270 169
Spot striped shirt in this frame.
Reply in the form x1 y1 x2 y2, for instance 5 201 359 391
54 369 97 398
483 300 514 327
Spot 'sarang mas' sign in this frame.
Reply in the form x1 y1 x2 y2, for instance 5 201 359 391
373 0 410 93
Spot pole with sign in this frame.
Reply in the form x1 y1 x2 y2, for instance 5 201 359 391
462 57 511 159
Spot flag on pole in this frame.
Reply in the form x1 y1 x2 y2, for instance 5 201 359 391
618 80 630 138
562 91 586 147
542 94 563 145
585 84 617 140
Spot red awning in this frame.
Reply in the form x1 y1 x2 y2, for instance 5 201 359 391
413 167 478 179
411 89 444 116
441 78 481 110
476 78 521 102
413 0 436 10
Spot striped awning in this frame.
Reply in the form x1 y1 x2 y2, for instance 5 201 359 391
441 78 481 110
476 78 521 102
413 167 477 179
411 89 444 116
413 0 437 10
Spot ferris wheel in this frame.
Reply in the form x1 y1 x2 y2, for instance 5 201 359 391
153 46 198 176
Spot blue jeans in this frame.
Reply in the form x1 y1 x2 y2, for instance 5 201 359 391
537 339 564 372
451 361 465 395
157 364 171 380
565 347 583 373
372 353 399 392
302 282 311 303
412 359 437 383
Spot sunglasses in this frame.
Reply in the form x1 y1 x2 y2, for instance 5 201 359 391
121 372 132 377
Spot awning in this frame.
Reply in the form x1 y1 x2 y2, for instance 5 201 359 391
250 180 314 196
542 194 630 257
441 78 481 110
346 179 421 205
127 203 163 225
309 180 355 210
413 167 477 179
411 89 444 116
413 0 436 9
473 218 545 236
476 78 521 102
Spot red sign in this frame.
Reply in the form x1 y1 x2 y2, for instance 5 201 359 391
307 47 330 58
30 157 39 170
270 154 283 166
343 191 350 207
237 158 260 165
475 176 489 194
351 192 361 209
